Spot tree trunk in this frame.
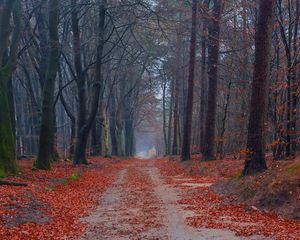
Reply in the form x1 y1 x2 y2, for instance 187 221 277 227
35 2 49 88
243 0 275 175
203 0 222 160
0 0 21 177
172 26 182 155
91 121 99 156
35 0 60 170
167 80 174 155
217 80 232 159
73 0 107 164
71 0 87 160
291 0 299 156
103 108 110 157
162 79 168 155
0 80 18 177
181 0 197 161
0 0 17 64
116 107 124 156
109 90 118 156
124 106 134 157
199 21 207 154
58 65 76 159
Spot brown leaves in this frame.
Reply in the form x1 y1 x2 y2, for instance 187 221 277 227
157 158 300 240
0 158 114 240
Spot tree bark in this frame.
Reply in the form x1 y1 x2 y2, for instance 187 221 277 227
199 9 208 153
35 0 60 170
109 89 118 156
172 21 182 155
217 80 232 159
167 78 174 155
0 0 21 177
103 108 110 157
181 0 198 161
243 0 275 175
58 65 76 159
162 78 168 155
73 0 107 164
203 0 222 160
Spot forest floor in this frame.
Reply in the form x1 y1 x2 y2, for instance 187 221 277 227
0 157 300 240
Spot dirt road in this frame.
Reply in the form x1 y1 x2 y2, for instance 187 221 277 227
79 160 269 240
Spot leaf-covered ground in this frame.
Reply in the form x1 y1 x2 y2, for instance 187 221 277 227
0 158 129 240
158 157 300 240
1 157 299 240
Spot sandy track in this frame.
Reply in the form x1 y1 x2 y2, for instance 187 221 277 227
79 160 269 240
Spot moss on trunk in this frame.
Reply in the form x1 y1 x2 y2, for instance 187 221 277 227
0 69 18 177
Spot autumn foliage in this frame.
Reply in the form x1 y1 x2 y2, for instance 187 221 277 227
158 157 300 240
0 158 125 240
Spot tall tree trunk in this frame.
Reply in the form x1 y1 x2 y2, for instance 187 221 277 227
58 65 76 159
181 0 198 161
286 68 292 158
243 0 275 175
98 108 105 156
109 89 118 156
172 28 182 155
35 2 49 88
199 19 207 153
6 0 22 136
203 0 222 160
0 80 17 177
91 121 99 155
0 0 17 64
162 79 168 155
124 117 134 157
273 32 282 160
92 92 105 156
73 0 107 164
103 108 110 157
116 107 124 156
71 0 87 158
0 0 21 177
35 0 60 170
291 0 299 156
217 80 232 159
167 79 174 155
21 65 40 155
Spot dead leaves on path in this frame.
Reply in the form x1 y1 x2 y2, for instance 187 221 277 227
122 165 164 231
81 160 166 240
158 158 300 240
1 157 299 240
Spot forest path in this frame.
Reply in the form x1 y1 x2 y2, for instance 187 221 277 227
79 159 268 240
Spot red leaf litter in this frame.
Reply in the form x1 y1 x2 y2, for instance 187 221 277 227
0 158 126 240
1 156 299 240
121 162 164 231
158 157 300 240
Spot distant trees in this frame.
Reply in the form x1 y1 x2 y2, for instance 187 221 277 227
276 0 300 159
0 0 167 175
158 0 299 166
